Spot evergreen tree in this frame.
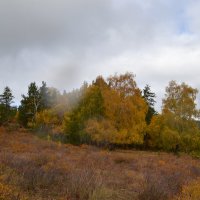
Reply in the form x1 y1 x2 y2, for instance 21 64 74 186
0 86 14 108
64 85 105 144
40 81 51 109
48 87 61 107
18 82 41 126
143 85 157 124
0 86 15 124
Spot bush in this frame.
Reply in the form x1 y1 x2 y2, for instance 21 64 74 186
175 178 200 200
35 109 59 131
85 119 116 146
139 171 183 200
147 114 200 152
161 128 180 151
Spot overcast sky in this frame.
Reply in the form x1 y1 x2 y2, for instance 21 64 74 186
0 0 200 110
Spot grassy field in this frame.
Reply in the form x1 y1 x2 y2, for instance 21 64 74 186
1 127 200 200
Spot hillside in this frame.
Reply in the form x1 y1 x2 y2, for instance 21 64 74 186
1 127 200 200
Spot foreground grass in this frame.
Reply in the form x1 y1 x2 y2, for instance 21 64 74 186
1 127 200 199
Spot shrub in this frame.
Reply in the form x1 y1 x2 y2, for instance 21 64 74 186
175 178 200 200
138 175 168 200
35 109 59 131
139 171 184 200
161 128 180 151
85 119 116 146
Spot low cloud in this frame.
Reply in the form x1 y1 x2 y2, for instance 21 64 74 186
0 0 200 110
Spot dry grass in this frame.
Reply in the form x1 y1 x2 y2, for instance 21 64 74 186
1 127 200 199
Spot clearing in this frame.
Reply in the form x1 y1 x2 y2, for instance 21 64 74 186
1 127 200 200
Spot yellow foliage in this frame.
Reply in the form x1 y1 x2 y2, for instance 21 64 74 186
147 115 165 148
175 179 200 200
114 129 144 144
85 119 117 144
163 81 200 134
161 127 180 150
63 73 148 145
100 76 147 145
147 115 181 150
35 109 59 127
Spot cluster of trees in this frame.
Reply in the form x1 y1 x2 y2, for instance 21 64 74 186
147 81 200 152
64 73 149 145
1 72 200 152
18 81 87 129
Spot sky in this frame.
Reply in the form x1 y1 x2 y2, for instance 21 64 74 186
0 0 200 110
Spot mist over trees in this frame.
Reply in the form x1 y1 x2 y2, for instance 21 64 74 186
1 72 200 153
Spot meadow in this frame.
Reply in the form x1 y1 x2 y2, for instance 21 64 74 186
1 127 200 200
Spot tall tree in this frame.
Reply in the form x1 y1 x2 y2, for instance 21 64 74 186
107 72 137 97
64 84 105 144
0 86 15 124
143 85 157 124
40 81 51 109
27 82 41 119
162 80 199 133
147 81 200 151
0 86 14 109
18 82 41 126
96 73 147 145
48 87 61 107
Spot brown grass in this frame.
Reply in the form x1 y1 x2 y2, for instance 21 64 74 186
1 127 200 199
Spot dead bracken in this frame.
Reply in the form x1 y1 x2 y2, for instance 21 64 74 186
1 127 200 200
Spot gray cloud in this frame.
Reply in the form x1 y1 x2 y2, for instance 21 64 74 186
0 0 199 110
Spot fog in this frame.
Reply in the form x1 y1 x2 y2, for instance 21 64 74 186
0 0 200 110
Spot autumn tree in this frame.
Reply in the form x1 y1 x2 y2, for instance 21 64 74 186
64 84 105 144
35 109 59 132
162 80 199 134
106 73 147 144
83 73 148 146
147 114 181 151
147 81 200 152
107 72 137 97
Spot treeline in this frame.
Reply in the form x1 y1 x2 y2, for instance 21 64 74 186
1 72 200 153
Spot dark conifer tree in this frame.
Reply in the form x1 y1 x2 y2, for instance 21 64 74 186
18 82 41 126
40 81 51 109
0 86 15 124
143 84 157 125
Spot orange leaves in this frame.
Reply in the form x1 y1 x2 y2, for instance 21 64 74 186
64 73 148 145
100 73 147 145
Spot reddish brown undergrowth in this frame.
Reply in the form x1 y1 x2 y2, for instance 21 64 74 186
1 127 200 199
